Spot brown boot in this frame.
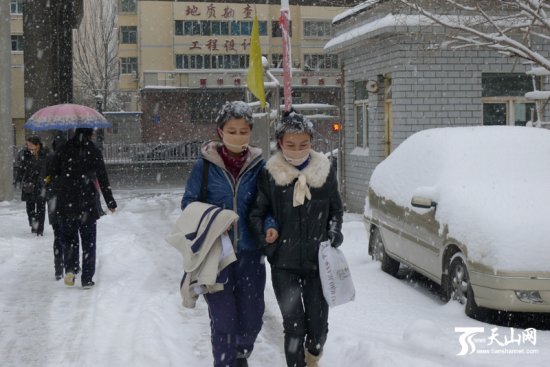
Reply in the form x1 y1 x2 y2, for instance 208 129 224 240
305 350 322 367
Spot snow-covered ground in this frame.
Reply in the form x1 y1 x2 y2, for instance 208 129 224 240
1 188 549 366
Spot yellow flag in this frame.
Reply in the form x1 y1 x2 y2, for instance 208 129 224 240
247 14 266 109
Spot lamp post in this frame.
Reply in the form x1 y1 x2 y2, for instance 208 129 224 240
95 93 104 151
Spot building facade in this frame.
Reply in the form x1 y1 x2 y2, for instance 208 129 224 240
326 0 550 212
113 0 350 144
10 0 25 145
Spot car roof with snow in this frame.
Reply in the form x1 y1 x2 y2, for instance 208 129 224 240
368 126 550 271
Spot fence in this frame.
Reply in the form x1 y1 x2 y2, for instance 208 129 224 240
102 141 203 164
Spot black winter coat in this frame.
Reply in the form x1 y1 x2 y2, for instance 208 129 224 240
249 150 343 273
49 136 117 221
16 148 49 202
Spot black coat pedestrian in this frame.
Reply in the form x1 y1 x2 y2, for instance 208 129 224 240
16 147 49 202
249 150 344 273
49 134 117 221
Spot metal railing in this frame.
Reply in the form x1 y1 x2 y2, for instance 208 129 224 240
102 141 203 164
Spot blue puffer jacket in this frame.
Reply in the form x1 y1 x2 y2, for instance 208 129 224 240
181 141 275 252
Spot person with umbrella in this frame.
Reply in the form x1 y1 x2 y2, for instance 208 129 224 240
25 103 114 285
15 136 49 236
44 134 69 280
49 128 117 288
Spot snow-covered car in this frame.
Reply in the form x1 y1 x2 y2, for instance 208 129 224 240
364 126 550 318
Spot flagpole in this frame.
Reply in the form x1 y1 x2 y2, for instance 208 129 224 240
280 0 292 111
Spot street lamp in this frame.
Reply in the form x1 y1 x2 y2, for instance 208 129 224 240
95 93 104 151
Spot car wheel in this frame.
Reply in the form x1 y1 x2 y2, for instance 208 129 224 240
370 227 400 276
447 254 469 304
446 254 489 319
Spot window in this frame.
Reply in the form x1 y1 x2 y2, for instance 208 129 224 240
10 0 23 14
201 21 211 36
259 21 267 36
303 21 332 38
241 21 251 36
482 73 539 126
271 53 283 68
111 121 119 135
120 57 138 74
304 54 338 70
272 21 292 37
120 26 137 44
231 21 241 36
354 81 368 148
119 0 136 13
11 35 24 51
175 21 183 36
176 54 249 70
175 20 265 36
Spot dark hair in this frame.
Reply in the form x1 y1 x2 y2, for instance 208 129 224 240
75 128 94 140
215 101 254 129
52 134 66 152
275 108 315 141
26 136 43 148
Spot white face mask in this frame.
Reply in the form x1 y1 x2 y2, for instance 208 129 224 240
222 133 250 154
282 148 310 166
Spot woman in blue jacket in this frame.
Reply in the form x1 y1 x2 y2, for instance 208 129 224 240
182 101 275 367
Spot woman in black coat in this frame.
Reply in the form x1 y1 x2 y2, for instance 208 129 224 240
16 136 49 235
49 128 117 288
249 110 344 367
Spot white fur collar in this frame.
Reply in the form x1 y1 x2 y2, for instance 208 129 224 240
266 150 331 188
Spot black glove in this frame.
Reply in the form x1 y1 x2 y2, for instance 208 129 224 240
328 230 343 248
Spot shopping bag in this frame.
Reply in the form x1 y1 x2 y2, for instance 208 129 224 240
318 240 355 307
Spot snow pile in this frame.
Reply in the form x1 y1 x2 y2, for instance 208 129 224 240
332 0 381 24
368 126 550 271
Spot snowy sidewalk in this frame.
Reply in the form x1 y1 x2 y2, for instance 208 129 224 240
1 189 548 366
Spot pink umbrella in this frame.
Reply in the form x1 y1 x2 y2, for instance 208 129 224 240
24 103 112 131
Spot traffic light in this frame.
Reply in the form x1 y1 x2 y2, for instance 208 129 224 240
331 122 342 133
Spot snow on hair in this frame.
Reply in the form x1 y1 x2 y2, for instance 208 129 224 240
215 101 254 128
275 109 314 141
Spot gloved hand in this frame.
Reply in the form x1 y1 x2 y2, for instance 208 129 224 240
328 230 343 248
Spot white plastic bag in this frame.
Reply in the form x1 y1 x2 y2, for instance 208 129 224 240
318 240 355 307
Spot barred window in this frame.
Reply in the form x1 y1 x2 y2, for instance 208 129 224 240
272 21 292 37
176 20 266 36
303 54 338 70
176 54 249 70
271 53 283 68
10 0 24 14
11 35 24 51
120 57 138 74
119 0 136 13
120 26 137 44
303 21 332 38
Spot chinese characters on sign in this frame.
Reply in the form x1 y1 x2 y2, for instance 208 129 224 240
183 4 257 52
185 4 252 19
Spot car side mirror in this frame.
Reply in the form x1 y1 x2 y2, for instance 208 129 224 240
411 196 437 210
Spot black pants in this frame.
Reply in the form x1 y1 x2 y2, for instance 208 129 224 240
271 269 329 367
26 199 46 234
60 217 97 284
52 222 64 276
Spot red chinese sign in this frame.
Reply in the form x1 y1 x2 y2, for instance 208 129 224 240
183 4 254 19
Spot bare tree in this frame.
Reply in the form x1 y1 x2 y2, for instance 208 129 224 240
73 0 120 111
400 0 550 127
